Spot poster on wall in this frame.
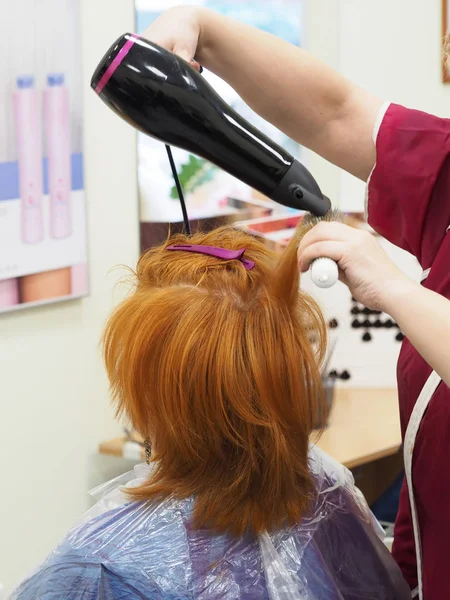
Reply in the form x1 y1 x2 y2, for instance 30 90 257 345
135 0 303 250
0 0 88 314
443 0 450 82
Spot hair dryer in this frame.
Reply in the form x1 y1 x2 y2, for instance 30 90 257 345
91 33 331 216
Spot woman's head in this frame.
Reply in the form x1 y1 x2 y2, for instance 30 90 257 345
103 225 327 535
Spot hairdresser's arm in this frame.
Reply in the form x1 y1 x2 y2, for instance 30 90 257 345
383 280 450 388
144 7 383 181
298 223 450 388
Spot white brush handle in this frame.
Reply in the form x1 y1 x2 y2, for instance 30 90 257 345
311 257 339 288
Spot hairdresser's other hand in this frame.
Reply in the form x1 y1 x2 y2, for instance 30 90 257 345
142 6 203 71
297 222 410 311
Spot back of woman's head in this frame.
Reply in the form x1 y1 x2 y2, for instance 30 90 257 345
103 225 327 535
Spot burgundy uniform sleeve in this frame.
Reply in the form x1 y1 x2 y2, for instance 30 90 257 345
367 103 450 268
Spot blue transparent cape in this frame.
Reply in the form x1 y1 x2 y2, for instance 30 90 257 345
11 446 410 599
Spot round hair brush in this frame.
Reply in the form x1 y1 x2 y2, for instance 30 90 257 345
299 209 342 288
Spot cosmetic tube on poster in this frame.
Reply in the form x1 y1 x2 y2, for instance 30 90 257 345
13 76 44 244
71 263 88 296
44 73 72 239
0 278 19 309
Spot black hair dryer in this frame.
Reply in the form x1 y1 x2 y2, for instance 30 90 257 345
91 33 331 216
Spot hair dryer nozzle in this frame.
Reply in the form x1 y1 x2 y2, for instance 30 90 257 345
91 33 331 216
273 161 331 216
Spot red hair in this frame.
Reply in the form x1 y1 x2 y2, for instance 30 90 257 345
103 226 327 535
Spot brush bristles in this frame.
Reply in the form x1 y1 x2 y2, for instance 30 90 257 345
298 208 343 237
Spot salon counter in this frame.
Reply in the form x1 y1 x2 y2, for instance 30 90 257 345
316 388 403 504
99 388 403 505
316 388 401 468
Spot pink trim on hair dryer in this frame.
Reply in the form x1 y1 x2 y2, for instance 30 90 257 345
95 35 138 94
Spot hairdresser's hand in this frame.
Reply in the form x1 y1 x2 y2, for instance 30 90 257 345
297 222 410 311
142 6 204 71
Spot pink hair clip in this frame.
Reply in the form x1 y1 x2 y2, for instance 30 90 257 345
166 244 255 270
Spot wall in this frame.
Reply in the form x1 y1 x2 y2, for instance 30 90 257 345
0 0 138 593
303 0 341 205
305 0 450 211
338 0 450 209
340 0 450 114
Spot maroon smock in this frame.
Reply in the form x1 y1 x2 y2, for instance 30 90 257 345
367 102 450 599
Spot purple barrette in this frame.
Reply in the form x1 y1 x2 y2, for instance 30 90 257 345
166 244 255 270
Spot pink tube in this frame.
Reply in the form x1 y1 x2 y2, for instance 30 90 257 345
44 73 72 239
71 263 89 296
0 278 19 308
13 76 44 244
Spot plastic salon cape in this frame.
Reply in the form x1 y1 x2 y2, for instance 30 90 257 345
11 447 410 600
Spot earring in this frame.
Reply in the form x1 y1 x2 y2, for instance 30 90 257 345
144 439 152 465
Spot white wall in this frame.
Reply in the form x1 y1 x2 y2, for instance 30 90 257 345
339 0 450 210
339 0 450 113
0 0 138 593
305 0 450 211
303 0 341 204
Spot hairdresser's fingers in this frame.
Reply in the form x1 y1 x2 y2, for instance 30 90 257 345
173 43 199 64
143 33 198 63
298 222 360 255
298 241 348 273
143 7 201 64
298 226 408 309
190 60 202 72
142 30 201 70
